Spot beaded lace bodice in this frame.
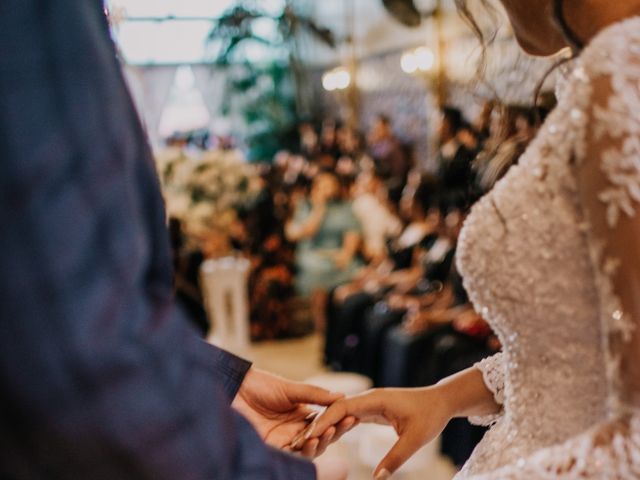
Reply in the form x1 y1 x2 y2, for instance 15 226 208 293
454 17 640 479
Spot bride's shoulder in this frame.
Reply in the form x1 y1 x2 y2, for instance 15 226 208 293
580 16 640 78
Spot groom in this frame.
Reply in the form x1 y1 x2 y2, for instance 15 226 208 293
0 1 349 479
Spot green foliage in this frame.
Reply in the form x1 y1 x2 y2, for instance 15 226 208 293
209 1 335 162
231 62 298 162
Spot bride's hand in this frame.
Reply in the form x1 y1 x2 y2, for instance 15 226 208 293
307 387 453 479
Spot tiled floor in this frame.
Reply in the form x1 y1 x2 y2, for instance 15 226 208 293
242 334 458 480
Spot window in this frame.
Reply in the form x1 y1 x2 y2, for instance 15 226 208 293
107 0 285 65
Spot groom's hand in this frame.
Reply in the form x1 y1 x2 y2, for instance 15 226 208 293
232 368 357 458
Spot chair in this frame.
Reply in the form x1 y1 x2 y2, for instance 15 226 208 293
200 256 251 355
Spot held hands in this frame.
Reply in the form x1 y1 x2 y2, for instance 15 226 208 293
232 368 358 458
302 387 453 479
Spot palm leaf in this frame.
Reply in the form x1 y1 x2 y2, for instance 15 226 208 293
293 15 336 48
214 34 274 65
381 0 423 27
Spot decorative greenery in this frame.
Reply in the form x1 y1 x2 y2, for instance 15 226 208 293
208 1 336 162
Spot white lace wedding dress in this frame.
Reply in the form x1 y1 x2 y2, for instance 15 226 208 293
454 17 640 479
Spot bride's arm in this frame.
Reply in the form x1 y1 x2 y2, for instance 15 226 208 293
305 365 502 477
438 358 505 420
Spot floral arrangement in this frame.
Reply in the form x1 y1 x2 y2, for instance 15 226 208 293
156 147 260 235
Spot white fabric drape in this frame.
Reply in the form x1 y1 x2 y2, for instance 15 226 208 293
123 65 177 146
191 66 226 120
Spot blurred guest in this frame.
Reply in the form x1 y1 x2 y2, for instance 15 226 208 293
319 118 341 157
436 107 473 208
367 114 412 186
324 176 441 371
286 171 362 330
336 125 364 160
351 170 403 262
298 121 319 157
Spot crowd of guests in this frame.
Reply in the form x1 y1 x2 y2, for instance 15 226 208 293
165 100 548 463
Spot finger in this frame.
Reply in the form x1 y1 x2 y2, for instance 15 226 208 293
374 430 423 479
301 437 319 459
290 414 321 450
287 382 344 406
314 426 336 457
312 392 382 439
333 416 357 442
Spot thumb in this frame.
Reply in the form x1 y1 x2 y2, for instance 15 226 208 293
287 382 343 406
374 430 423 479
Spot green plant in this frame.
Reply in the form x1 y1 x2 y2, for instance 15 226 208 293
209 1 335 162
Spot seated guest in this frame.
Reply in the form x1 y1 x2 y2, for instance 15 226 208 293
324 177 443 371
357 206 459 383
298 120 319 157
351 169 403 263
319 118 342 157
286 170 362 330
367 114 411 186
334 174 441 304
336 124 364 161
437 107 474 208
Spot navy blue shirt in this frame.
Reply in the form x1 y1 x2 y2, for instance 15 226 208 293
0 1 314 478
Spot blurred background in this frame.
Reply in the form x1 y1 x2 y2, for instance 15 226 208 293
104 1 564 477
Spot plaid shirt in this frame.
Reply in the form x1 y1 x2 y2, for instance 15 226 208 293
0 1 314 478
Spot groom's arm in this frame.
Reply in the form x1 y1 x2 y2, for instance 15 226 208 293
0 2 316 479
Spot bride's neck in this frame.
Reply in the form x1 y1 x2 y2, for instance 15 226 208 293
563 0 640 45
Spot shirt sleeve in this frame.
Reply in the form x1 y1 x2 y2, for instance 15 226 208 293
208 344 252 401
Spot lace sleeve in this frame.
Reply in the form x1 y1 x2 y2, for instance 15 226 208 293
469 352 505 426
574 31 640 417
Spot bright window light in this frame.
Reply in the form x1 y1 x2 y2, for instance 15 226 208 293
107 0 286 65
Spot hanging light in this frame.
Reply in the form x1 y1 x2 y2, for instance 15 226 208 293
322 67 352 91
401 51 418 74
401 46 435 74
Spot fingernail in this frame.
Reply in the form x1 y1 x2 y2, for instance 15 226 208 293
291 431 306 449
375 469 391 480
304 423 315 440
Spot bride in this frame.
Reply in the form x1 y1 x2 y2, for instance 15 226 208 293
304 0 640 478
